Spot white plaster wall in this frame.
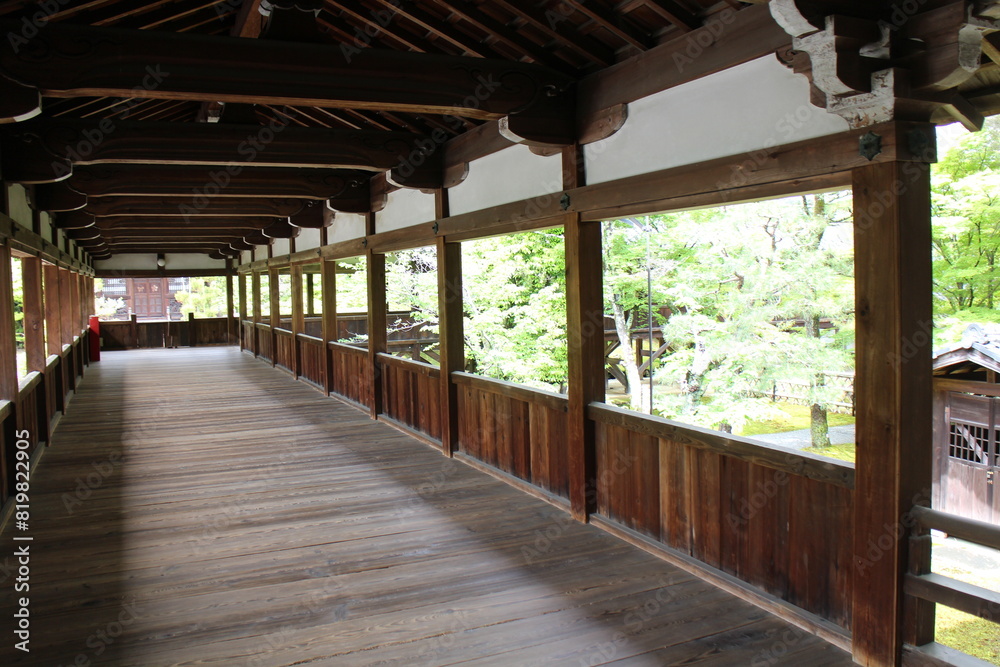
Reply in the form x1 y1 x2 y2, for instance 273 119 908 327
40 212 53 243
95 253 226 271
296 227 322 252
329 212 366 244
376 188 436 233
449 145 563 216
95 254 158 271
240 250 251 266
272 238 290 257
164 254 226 271
584 56 850 185
7 184 32 228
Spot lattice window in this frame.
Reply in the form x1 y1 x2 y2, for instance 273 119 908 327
101 278 127 296
948 420 991 465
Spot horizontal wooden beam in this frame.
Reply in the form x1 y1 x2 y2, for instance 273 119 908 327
95 268 231 277
3 120 444 188
70 165 370 200
441 3 790 174
100 228 258 239
904 573 1000 620
83 196 307 218
93 217 272 230
0 19 573 122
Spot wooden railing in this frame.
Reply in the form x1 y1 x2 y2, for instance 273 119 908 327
241 320 256 355
453 372 569 498
1 332 89 508
298 334 326 387
378 353 441 443
274 328 295 372
587 402 855 631
329 341 370 408
255 323 273 363
101 316 234 349
903 505 1000 664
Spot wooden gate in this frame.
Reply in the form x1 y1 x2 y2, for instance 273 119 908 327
940 392 999 522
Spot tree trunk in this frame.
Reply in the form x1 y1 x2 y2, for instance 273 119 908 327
612 297 643 412
810 402 831 448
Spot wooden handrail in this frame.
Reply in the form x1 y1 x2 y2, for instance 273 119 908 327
273 327 293 336
296 333 324 344
45 354 59 371
18 371 43 396
588 402 855 489
328 340 368 355
451 372 568 412
254 322 271 331
905 573 1000 623
376 352 440 377
909 505 1000 551
0 399 12 422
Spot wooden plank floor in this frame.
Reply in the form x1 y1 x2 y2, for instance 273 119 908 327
0 348 854 666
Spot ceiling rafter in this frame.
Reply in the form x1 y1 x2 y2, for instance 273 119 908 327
489 0 615 67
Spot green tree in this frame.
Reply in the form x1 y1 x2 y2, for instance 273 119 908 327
174 278 229 318
932 117 1000 345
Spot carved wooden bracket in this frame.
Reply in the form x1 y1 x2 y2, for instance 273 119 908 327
771 0 998 129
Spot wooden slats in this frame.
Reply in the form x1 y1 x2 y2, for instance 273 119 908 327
589 402 855 488
0 346 852 666
595 417 855 631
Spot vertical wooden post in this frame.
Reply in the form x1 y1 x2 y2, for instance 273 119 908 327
238 272 248 352
21 257 45 373
226 266 236 345
851 142 934 666
251 271 262 357
44 264 62 358
0 244 18 402
59 268 73 347
187 312 196 348
306 272 316 317
321 258 337 395
70 270 81 340
565 213 604 521
366 214 386 419
436 189 463 456
268 267 279 367
291 263 304 378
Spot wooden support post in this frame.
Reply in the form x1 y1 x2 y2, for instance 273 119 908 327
187 312 195 348
565 212 604 521
59 268 73 347
70 270 81 340
43 263 62 358
321 258 337 395
851 151 934 666
238 272 248 352
251 271 262 357
291 263 304 378
268 267 279 367
436 188 463 456
226 266 236 345
306 272 315 317
437 238 463 456
367 214 386 419
21 257 45 373
0 244 18 402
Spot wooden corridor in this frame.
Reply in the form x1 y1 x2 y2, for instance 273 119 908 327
0 347 853 666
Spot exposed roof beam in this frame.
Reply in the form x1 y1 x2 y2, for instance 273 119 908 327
83 196 309 218
0 19 573 121
94 217 274 230
70 165 369 200
2 120 445 188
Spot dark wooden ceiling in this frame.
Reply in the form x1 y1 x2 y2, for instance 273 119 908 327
0 0 744 259
0 0 738 133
